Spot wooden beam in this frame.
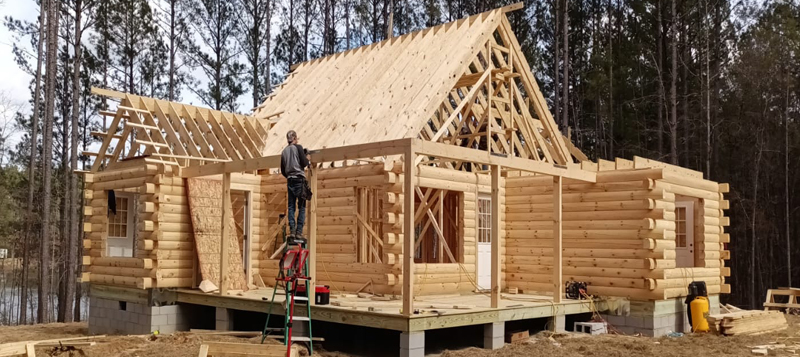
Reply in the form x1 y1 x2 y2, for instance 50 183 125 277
403 148 415 316
553 175 563 304
413 139 596 182
490 165 501 308
308 165 318 306
181 139 411 178
220 172 232 295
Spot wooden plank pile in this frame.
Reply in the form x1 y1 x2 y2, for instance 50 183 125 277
708 309 787 336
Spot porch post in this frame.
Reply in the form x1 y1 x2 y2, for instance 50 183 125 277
490 164 501 308
553 175 563 303
403 146 416 316
308 165 318 305
220 172 231 295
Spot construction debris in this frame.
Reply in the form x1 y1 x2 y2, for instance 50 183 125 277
199 280 218 293
708 309 788 336
0 335 105 357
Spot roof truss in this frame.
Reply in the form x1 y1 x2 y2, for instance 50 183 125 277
88 88 268 172
416 16 584 170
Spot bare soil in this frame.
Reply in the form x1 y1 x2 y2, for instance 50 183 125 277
0 316 798 357
440 315 800 357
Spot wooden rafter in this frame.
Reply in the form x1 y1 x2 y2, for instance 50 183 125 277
89 87 266 172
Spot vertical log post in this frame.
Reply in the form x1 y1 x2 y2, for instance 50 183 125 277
490 164 501 308
553 175 563 303
403 146 416 316
220 172 231 296
308 165 318 305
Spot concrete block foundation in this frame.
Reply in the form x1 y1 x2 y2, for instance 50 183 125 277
600 295 720 337
88 297 192 335
483 322 504 350
400 331 425 357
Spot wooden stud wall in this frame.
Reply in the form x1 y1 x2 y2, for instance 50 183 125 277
256 163 399 294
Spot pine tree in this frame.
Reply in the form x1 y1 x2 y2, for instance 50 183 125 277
39 0 60 323
237 0 273 107
186 0 246 111
155 0 192 101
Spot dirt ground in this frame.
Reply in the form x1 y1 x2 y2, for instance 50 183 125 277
441 315 800 357
0 316 798 357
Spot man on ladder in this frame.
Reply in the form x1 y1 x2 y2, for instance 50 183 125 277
262 130 315 356
281 130 310 239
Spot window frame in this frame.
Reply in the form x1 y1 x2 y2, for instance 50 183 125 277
106 192 135 257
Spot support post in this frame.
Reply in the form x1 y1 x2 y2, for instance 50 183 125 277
400 331 424 357
220 172 231 295
308 165 318 305
553 175 563 303
483 322 504 350
403 147 416 316
490 165 501 308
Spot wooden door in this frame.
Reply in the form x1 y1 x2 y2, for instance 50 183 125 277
477 195 491 290
675 201 695 268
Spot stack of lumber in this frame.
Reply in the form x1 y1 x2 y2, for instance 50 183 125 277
707 310 787 336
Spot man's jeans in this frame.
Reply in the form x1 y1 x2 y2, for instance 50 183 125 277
287 178 306 236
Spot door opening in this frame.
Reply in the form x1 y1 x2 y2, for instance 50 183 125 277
232 190 252 283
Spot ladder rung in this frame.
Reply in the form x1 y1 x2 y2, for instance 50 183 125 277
292 316 310 321
263 328 283 332
293 296 309 301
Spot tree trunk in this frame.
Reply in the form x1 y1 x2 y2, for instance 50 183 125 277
169 0 176 101
786 77 792 288
553 0 560 128
265 0 272 94
22 0 48 325
705 0 711 177
39 0 60 324
751 140 762 308
562 0 569 136
607 0 614 159
681 18 688 167
657 0 664 158
65 0 83 323
669 0 678 165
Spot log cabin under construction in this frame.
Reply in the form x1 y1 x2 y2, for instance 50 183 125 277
78 3 730 356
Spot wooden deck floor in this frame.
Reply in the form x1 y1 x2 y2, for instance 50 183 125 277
175 287 601 332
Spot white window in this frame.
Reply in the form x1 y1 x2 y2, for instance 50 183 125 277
107 193 135 257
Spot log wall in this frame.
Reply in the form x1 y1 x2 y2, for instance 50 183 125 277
83 159 265 290
504 160 730 301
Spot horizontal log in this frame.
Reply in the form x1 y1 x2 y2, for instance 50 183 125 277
506 247 666 259
154 277 193 288
505 199 656 212
507 219 655 231
506 273 648 289
506 180 653 195
94 164 158 182
91 274 151 289
507 189 667 204
506 264 664 279
506 228 663 240
156 259 194 269
505 209 665 221
92 257 153 269
662 267 721 279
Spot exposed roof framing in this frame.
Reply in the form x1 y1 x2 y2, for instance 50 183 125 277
88 88 268 173
253 3 584 169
